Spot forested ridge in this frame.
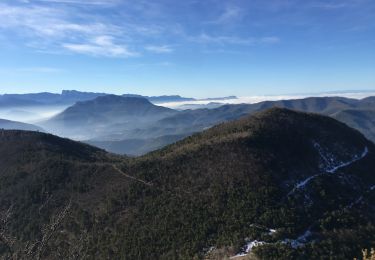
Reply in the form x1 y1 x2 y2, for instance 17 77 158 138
0 108 374 259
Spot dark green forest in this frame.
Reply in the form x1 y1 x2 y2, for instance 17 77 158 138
0 108 374 259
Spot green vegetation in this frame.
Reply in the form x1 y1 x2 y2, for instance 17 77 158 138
0 108 374 259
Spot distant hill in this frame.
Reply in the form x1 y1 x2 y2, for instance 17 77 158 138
0 118 44 132
41 95 178 139
87 133 192 156
0 90 202 107
332 109 375 142
0 90 107 107
151 96 375 144
0 109 374 259
51 95 176 121
33 95 375 155
5 94 375 155
0 96 43 107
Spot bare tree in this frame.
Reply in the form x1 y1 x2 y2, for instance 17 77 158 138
0 198 91 260
56 229 89 260
1 199 71 259
29 199 72 260
0 205 16 258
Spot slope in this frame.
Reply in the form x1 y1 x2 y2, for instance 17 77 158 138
0 119 44 132
41 95 178 139
0 108 374 259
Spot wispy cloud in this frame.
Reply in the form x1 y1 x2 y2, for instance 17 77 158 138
0 3 116 38
5 0 369 61
0 2 138 58
206 5 244 24
311 3 351 9
145 45 174 53
310 0 367 10
259 37 280 44
0 0 283 58
62 36 138 57
191 33 280 45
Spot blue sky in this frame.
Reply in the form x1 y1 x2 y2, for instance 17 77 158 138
0 0 374 97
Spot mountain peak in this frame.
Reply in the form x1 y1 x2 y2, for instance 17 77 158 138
66 94 173 114
156 108 370 169
41 95 178 139
90 94 152 105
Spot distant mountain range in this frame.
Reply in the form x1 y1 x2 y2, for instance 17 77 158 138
0 109 373 259
40 95 178 140
0 90 107 107
1 93 375 156
0 90 237 107
146 95 375 144
0 118 44 132
67 95 375 155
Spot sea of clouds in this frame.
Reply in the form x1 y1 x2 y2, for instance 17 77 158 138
158 91 375 109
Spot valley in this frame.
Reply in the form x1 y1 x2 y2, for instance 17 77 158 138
3 92 374 156
0 108 374 259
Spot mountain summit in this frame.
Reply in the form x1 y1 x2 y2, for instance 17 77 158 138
0 108 374 259
41 95 177 139
53 95 175 120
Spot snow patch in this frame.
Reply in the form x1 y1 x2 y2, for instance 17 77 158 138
230 240 266 259
326 146 368 173
249 224 277 235
283 229 312 249
295 174 320 189
231 228 312 259
269 228 277 235
288 144 368 196
313 142 368 173
204 246 216 255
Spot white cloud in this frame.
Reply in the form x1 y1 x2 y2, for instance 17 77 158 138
191 33 251 45
0 1 281 58
191 33 280 46
259 37 281 44
0 3 115 38
309 0 368 10
157 91 375 109
0 2 133 57
62 36 138 57
206 5 244 24
145 45 174 53
311 3 350 9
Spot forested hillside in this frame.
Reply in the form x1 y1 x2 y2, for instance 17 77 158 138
0 108 374 259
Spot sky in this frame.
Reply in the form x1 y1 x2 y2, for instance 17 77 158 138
0 0 374 98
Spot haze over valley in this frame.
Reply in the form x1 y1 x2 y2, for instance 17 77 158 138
1 0 375 259
2 90 375 156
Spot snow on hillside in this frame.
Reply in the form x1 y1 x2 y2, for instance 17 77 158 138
288 143 368 196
